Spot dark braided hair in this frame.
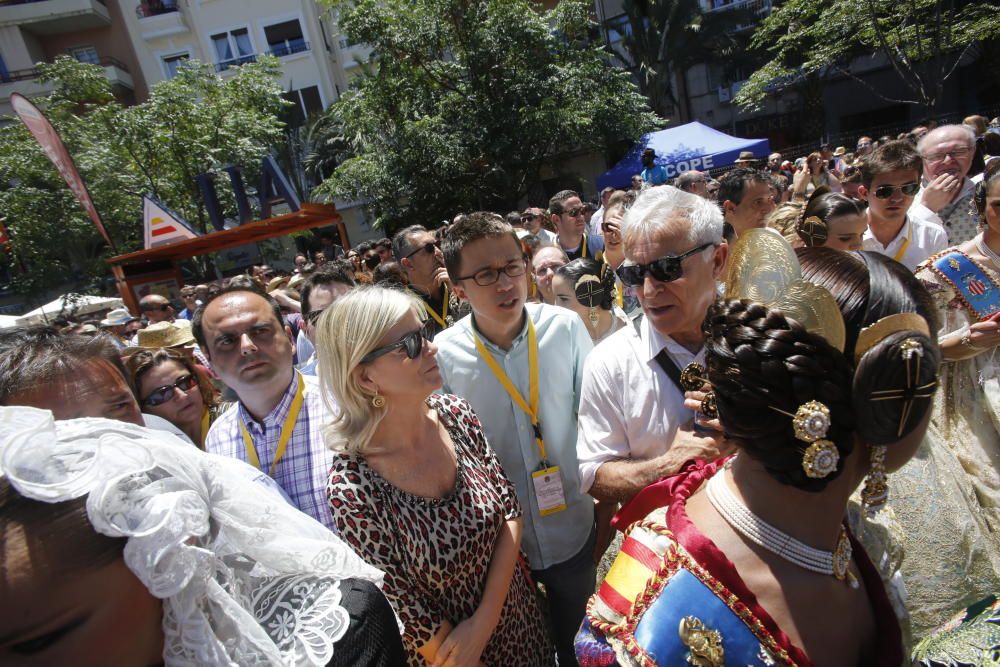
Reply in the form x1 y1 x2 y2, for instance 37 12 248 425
704 300 856 491
703 248 940 491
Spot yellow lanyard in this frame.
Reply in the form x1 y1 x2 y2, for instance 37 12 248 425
424 285 449 328
603 258 624 309
893 225 911 263
239 373 305 476
199 409 210 448
472 316 547 463
558 234 588 259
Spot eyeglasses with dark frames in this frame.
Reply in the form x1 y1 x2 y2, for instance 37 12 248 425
403 241 440 260
563 207 585 217
616 243 714 287
456 258 527 287
141 374 198 407
360 325 432 364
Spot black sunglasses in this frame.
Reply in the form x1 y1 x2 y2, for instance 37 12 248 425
617 243 714 287
520 213 539 222
564 206 585 217
142 374 197 407
872 182 920 199
404 241 439 260
360 325 432 364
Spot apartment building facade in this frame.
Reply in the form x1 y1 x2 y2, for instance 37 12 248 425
0 0 145 116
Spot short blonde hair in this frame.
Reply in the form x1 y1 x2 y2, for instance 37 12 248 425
316 285 424 455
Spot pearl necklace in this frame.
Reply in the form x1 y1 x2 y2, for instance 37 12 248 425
975 233 1000 269
706 472 857 587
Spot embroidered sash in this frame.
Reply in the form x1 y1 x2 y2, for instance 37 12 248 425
931 251 1000 320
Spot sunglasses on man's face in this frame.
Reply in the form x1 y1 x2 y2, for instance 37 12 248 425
360 325 432 364
872 182 920 199
142 374 197 407
564 207 585 217
520 213 539 223
616 243 714 287
404 241 440 260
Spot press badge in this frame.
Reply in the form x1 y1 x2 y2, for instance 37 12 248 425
532 465 567 516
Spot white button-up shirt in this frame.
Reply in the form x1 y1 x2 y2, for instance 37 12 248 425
435 303 594 570
862 216 949 272
576 315 702 493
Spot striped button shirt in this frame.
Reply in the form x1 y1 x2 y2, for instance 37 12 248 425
205 372 337 532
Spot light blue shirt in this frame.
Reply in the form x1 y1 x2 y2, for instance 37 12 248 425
435 303 595 570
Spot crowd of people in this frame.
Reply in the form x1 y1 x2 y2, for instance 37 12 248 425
1 114 999 666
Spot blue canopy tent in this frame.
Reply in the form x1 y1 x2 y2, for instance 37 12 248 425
597 121 770 190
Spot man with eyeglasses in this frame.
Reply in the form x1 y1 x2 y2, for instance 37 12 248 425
859 140 947 271
531 245 570 305
910 124 980 244
392 224 469 338
577 186 730 506
549 189 604 262
521 206 556 244
297 265 357 376
193 285 339 532
434 212 595 666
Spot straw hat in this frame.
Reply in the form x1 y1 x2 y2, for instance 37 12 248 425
266 276 290 293
123 320 196 355
735 151 757 164
100 308 135 327
833 146 847 157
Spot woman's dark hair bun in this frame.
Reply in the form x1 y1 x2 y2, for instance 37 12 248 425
704 299 856 492
853 330 939 446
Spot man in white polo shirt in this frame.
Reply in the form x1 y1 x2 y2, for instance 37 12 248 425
859 140 948 272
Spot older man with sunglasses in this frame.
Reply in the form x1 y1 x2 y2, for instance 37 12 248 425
520 206 556 244
577 186 731 504
392 224 469 338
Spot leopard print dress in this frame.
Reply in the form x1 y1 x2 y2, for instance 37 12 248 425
327 393 554 666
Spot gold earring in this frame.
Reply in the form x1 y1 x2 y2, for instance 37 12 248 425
861 445 888 515
371 391 385 409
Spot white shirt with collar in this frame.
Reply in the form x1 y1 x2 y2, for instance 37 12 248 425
576 314 703 494
862 216 949 272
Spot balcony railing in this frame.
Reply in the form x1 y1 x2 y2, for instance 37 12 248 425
215 53 256 72
706 0 771 13
135 0 175 18
0 55 127 83
0 0 105 5
267 39 309 57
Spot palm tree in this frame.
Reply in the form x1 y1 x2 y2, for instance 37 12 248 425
619 0 750 121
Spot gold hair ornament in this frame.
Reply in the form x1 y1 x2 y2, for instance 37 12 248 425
725 228 846 352
797 215 829 247
868 337 938 438
770 400 840 479
853 313 931 364
680 362 707 392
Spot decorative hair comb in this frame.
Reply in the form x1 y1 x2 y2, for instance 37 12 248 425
725 228 846 352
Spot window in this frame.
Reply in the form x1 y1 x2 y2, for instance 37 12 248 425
0 53 9 83
162 53 189 79
70 46 100 65
603 14 631 46
264 19 308 57
281 85 323 127
211 28 255 70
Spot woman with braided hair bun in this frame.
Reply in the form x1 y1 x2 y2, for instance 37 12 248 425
552 258 629 344
576 238 940 666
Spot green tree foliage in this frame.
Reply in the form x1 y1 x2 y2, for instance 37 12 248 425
0 56 289 295
619 0 749 121
734 0 999 114
315 0 658 231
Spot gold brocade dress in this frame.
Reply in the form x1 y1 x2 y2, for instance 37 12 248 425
885 255 1000 640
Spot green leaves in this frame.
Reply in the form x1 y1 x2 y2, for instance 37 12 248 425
735 0 999 111
314 0 657 231
0 56 290 295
